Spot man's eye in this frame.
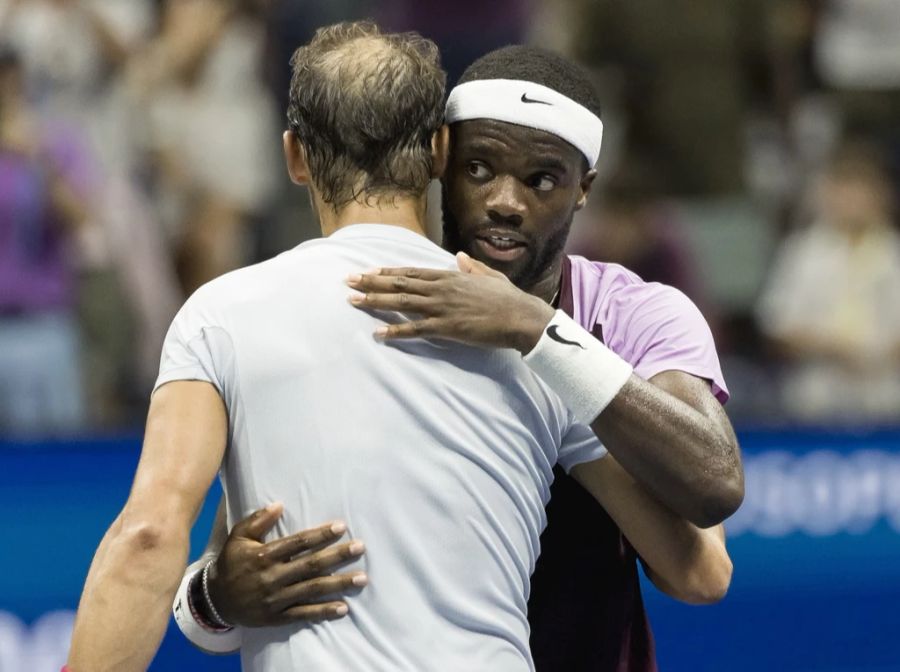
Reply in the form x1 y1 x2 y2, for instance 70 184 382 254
530 174 557 192
466 162 491 179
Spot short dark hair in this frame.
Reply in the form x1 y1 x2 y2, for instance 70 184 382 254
287 21 446 208
457 45 601 120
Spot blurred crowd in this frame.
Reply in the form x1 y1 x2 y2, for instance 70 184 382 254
1 0 898 435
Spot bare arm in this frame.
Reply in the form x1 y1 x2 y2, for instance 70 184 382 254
67 381 227 672
589 370 743 528
572 451 731 604
571 368 734 603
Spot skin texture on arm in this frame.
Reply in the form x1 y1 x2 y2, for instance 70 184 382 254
347 254 744 527
590 370 742 528
67 381 227 672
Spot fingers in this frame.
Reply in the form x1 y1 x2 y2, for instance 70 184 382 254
348 291 433 314
374 318 442 341
346 272 436 296
231 502 284 541
355 267 452 282
346 271 459 315
269 540 366 587
456 252 505 279
273 600 350 626
269 571 368 613
260 520 350 563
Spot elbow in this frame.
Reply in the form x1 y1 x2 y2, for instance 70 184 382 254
695 475 744 528
692 435 745 528
119 520 168 553
116 519 186 557
680 554 733 605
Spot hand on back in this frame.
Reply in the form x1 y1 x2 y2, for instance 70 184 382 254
208 504 368 627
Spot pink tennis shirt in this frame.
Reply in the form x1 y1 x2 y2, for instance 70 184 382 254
527 254 728 672
561 255 728 402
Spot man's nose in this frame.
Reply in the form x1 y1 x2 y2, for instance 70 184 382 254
485 175 527 226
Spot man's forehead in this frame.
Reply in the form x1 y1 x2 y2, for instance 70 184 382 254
451 119 583 164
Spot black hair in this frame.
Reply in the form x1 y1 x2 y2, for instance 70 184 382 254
456 45 601 120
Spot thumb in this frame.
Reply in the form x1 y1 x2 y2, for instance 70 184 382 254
456 251 505 279
231 502 283 541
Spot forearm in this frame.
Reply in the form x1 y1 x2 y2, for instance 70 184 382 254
68 518 191 672
573 457 731 604
590 375 742 527
520 309 742 527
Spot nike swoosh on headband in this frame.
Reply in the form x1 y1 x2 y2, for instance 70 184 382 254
521 93 552 105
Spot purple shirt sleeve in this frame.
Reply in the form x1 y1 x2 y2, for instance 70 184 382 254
564 256 729 404
610 283 729 403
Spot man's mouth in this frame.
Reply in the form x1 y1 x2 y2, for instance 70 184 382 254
474 229 528 262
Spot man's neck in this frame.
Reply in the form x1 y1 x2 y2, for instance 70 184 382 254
526 255 565 306
318 193 429 238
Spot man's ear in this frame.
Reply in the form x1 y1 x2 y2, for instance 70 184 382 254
283 130 311 186
575 168 598 211
430 124 450 179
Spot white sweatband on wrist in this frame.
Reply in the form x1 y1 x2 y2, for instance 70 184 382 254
173 558 243 654
445 79 604 166
524 310 633 424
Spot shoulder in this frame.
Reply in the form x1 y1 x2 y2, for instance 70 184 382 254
190 241 326 306
566 256 728 400
566 255 695 323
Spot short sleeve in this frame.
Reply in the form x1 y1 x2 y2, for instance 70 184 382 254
556 421 607 473
611 285 729 403
153 292 227 397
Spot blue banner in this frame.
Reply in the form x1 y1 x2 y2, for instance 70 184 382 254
2 429 898 671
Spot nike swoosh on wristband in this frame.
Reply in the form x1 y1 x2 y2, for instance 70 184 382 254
546 325 586 349
521 93 552 105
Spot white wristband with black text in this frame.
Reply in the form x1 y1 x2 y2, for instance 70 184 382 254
173 557 243 654
524 309 633 424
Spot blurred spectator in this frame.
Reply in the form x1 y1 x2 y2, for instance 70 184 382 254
0 0 182 424
0 0 154 168
127 0 279 294
0 48 91 433
757 144 900 424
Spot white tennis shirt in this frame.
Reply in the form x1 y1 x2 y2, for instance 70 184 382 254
155 224 604 671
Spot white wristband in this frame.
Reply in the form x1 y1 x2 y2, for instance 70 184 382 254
523 309 633 424
173 558 243 655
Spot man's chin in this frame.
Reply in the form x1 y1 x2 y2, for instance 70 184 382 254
466 245 529 280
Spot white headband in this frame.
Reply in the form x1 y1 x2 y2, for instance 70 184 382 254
445 78 603 166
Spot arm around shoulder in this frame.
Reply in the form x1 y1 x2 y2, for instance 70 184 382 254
570 454 732 606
